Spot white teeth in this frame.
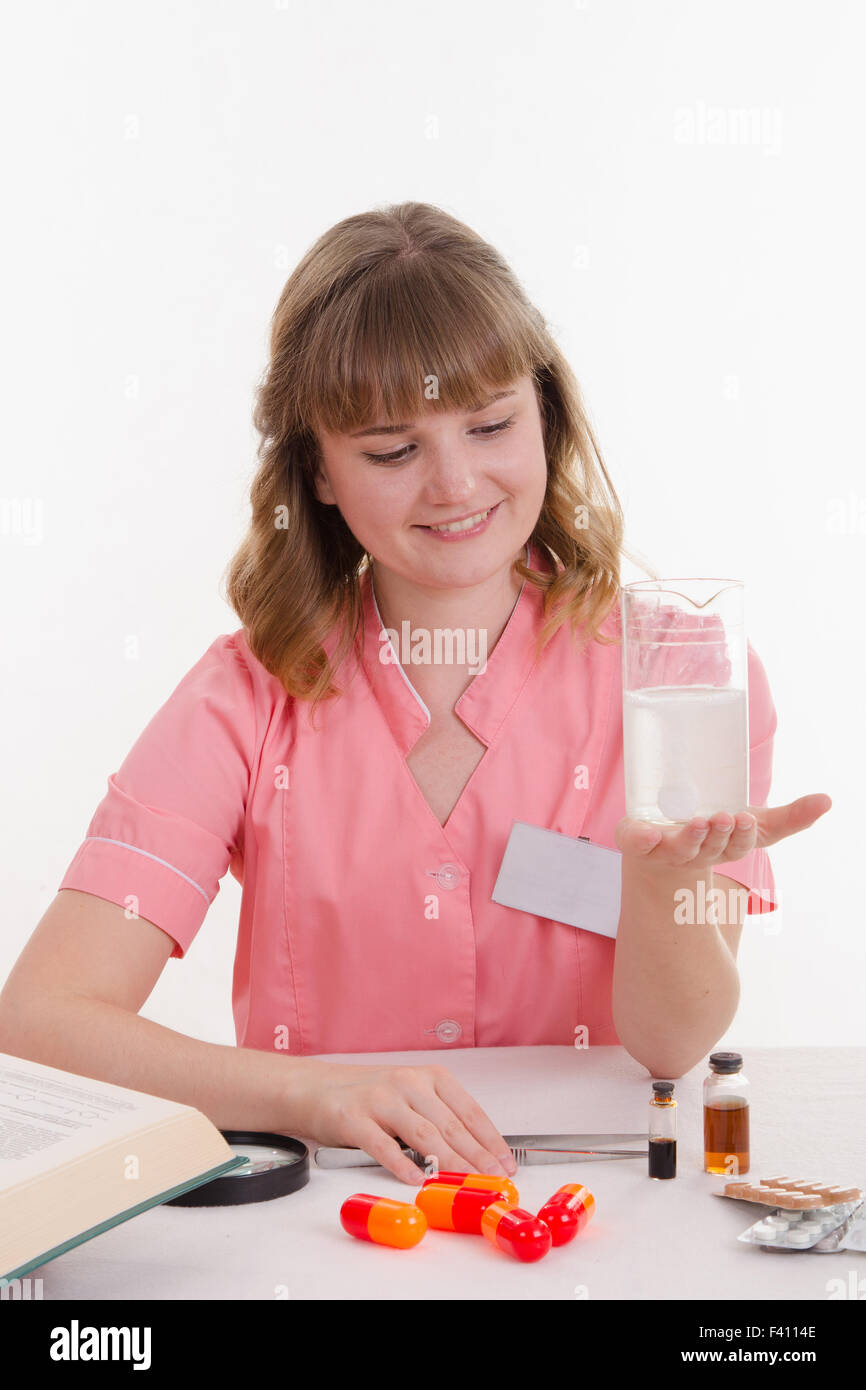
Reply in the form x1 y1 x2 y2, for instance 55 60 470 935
427 507 493 534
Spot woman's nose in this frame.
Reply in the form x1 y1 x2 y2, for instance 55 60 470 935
422 444 477 501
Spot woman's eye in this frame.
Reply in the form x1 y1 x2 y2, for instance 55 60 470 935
363 415 514 466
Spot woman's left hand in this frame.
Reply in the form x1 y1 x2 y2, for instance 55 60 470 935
614 793 832 874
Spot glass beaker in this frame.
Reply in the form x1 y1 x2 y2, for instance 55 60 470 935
621 578 748 824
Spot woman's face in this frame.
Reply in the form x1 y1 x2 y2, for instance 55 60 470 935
313 373 548 591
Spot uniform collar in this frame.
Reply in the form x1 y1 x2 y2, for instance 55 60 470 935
359 543 552 756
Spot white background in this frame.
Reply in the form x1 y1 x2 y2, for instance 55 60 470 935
1 0 863 1047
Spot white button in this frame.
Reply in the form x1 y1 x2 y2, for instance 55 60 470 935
433 863 461 890
432 1019 462 1043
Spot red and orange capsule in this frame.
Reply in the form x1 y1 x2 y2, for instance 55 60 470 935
422 1171 520 1200
537 1183 595 1247
480 1200 552 1263
340 1193 427 1249
417 1177 518 1233
422 1173 517 1195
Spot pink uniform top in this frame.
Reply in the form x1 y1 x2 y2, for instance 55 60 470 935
59 546 778 1055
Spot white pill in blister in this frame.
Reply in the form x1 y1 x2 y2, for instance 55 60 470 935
786 1229 815 1245
766 1215 790 1229
753 1221 778 1240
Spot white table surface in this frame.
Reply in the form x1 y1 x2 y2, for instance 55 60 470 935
31 1045 866 1301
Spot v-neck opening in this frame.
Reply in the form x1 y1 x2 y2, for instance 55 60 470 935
362 544 541 834
367 544 531 744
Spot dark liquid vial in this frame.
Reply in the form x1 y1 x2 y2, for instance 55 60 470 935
648 1136 676 1179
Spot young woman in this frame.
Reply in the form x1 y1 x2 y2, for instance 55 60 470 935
0 202 830 1185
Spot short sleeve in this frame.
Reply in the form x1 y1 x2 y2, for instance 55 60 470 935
713 640 778 915
58 632 256 958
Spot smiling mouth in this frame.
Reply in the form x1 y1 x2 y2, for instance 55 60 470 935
420 502 501 534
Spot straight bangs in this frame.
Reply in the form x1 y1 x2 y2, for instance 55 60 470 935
292 253 547 440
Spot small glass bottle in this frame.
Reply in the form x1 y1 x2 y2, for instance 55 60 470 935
648 1081 677 1179
703 1051 750 1175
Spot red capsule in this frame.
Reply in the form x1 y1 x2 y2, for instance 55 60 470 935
537 1183 596 1247
340 1193 427 1248
480 1200 552 1263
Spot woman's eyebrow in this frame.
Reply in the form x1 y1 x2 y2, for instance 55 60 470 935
348 388 518 438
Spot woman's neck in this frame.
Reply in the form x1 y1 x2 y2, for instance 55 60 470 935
370 546 528 662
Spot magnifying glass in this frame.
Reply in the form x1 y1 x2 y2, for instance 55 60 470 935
165 1130 309 1207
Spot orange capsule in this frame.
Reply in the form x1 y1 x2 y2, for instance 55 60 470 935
480 1200 552 1262
340 1194 427 1248
417 1179 517 1233
536 1183 595 1247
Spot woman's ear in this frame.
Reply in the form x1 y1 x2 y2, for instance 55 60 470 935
313 464 337 506
533 372 551 444
310 436 337 505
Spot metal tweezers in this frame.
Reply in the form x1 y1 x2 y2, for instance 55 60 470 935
314 1133 648 1168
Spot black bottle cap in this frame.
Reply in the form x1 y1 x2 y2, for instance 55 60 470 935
652 1081 675 1095
709 1051 743 1073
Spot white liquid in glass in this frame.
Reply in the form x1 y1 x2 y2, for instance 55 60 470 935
624 685 748 823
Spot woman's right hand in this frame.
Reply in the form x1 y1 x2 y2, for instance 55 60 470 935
285 1059 517 1185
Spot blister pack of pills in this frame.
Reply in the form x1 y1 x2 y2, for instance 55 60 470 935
716 1176 862 1209
737 1200 863 1252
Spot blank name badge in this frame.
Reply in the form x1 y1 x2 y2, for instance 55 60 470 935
491 821 623 939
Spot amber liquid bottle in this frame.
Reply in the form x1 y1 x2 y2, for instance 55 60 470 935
703 1051 750 1175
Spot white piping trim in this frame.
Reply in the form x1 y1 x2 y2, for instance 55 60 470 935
368 543 532 723
81 837 210 904
369 577 432 725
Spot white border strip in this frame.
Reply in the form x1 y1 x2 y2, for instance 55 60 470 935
368 542 531 725
81 837 210 904
369 579 432 724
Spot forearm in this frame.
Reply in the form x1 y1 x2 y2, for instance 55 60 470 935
0 992 317 1135
611 860 740 1078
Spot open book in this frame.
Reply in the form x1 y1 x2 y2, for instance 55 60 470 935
0 1051 247 1282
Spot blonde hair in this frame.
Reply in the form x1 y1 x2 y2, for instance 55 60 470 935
223 200 651 706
